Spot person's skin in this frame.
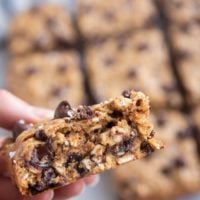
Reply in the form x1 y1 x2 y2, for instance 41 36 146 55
0 90 99 200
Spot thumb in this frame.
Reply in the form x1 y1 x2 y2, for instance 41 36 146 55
0 90 53 129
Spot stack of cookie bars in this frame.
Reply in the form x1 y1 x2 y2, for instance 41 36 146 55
7 0 200 199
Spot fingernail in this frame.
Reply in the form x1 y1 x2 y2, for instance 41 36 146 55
88 175 100 188
30 106 54 120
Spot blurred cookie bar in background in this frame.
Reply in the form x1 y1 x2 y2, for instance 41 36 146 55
77 0 158 39
113 110 200 200
9 4 77 55
7 51 85 108
85 28 182 108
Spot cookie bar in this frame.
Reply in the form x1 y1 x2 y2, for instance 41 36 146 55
113 110 200 200
77 0 158 39
169 22 200 106
158 0 200 23
8 51 85 108
85 28 182 108
9 4 77 55
3 90 162 196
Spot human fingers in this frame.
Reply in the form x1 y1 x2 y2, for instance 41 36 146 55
23 190 54 200
0 177 22 200
83 175 99 187
53 180 85 200
0 90 53 129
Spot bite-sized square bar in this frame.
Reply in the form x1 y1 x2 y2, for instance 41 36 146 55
8 51 85 108
77 0 158 39
85 28 182 108
2 90 162 196
9 4 77 55
113 110 200 200
169 22 200 106
158 0 200 23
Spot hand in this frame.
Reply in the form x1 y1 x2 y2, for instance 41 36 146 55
0 90 99 200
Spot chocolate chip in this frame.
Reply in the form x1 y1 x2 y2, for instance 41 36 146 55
118 39 128 50
76 106 93 120
106 121 117 128
81 4 93 14
76 165 87 175
12 120 32 140
176 128 192 140
161 166 171 176
29 167 58 195
179 22 191 33
109 139 133 155
42 167 57 183
46 17 57 28
25 66 38 76
29 183 47 195
176 50 191 61
122 90 131 98
65 153 82 167
148 130 155 139
173 158 186 168
119 139 133 152
30 144 52 169
36 144 51 161
51 87 62 97
34 129 48 141
162 84 177 93
104 57 115 66
30 6 40 13
140 141 154 154
120 181 130 189
127 69 137 78
110 110 123 118
174 1 183 8
57 64 67 74
54 101 74 119
104 11 115 20
145 14 160 28
136 99 143 107
136 43 149 51
156 113 167 127
34 35 49 49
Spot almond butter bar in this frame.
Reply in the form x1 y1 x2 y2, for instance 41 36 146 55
77 0 158 39
9 4 77 55
2 90 162 196
8 51 85 108
113 110 200 200
85 28 182 108
169 21 200 106
158 0 200 23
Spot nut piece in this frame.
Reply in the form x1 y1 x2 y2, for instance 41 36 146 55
117 154 135 164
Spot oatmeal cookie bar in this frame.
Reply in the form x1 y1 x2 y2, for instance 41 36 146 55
9 4 77 55
8 51 85 108
158 0 200 23
77 0 158 39
85 28 182 108
113 110 200 200
3 90 162 196
169 21 200 106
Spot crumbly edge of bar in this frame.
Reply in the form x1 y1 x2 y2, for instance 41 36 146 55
5 91 162 195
